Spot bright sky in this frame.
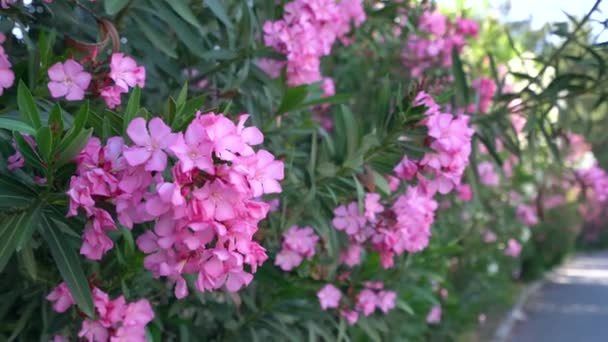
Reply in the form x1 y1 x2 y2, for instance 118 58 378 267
440 0 608 42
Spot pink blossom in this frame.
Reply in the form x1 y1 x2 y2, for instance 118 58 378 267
505 239 522 258
483 230 497 243
516 204 539 226
170 122 214 173
0 42 14 95
427 305 442 324
79 319 109 342
364 193 384 221
341 309 359 325
109 53 146 91
46 282 75 313
478 161 500 187
457 184 473 201
456 18 479 37
47 60 91 101
356 289 378 316
394 157 418 180
100 85 125 109
317 284 342 310
377 290 396 313
123 117 176 171
387 175 400 192
340 243 363 266
275 226 319 271
50 336 69 342
332 202 365 235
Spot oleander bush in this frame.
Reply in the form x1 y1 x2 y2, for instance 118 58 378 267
1 1 608 341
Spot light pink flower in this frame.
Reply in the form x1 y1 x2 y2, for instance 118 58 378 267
46 282 75 313
427 305 442 324
505 239 522 258
100 85 125 109
317 284 342 310
332 202 365 235
123 117 176 171
47 60 91 101
109 53 146 91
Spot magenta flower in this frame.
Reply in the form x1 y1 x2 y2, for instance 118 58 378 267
123 117 176 171
275 248 304 271
427 305 442 324
47 60 91 101
332 202 365 235
341 309 359 325
356 289 378 316
317 284 342 310
516 204 539 226
46 282 75 313
100 85 125 109
236 149 284 197
505 239 522 258
0 50 14 95
170 122 214 173
109 52 146 91
364 193 384 221
377 290 397 313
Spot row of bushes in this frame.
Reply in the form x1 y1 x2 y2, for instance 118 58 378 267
0 1 607 341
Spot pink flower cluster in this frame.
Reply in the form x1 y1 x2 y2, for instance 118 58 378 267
402 11 478 77
0 33 15 95
261 0 365 85
47 283 154 342
275 225 319 271
395 91 475 195
317 281 396 325
577 164 608 203
505 239 522 258
331 188 438 269
67 112 284 297
101 53 146 109
46 53 145 107
469 77 497 113
516 204 539 226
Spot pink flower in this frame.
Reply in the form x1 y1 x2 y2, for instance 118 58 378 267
123 117 176 171
170 122 214 173
47 60 91 101
505 239 522 258
341 309 359 325
456 18 479 37
235 149 284 197
377 290 396 313
457 184 473 202
78 319 109 342
478 161 500 187
46 282 75 313
394 157 418 180
483 230 497 243
332 202 365 235
364 193 384 221
340 243 363 266
317 284 342 310
387 175 400 192
275 226 319 271
516 204 539 226
275 248 304 271
109 53 146 91
50 336 69 342
100 85 125 109
0 49 14 95
426 305 442 324
356 289 378 316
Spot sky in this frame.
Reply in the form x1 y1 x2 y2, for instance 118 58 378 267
440 0 608 41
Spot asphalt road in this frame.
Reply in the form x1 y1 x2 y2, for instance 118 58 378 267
507 252 608 342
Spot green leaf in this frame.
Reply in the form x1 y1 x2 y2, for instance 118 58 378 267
0 118 36 135
166 0 204 30
123 87 141 135
0 200 41 273
277 85 309 114
40 216 94 317
176 81 189 112
17 81 42 129
104 0 129 15
0 212 27 272
55 128 93 167
15 133 44 170
57 101 89 155
205 0 233 28
48 103 64 141
451 48 469 106
172 95 205 131
372 170 390 195
134 15 178 58
36 126 53 162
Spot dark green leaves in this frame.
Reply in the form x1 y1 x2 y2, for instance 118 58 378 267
451 48 469 107
0 118 36 135
104 0 130 15
205 0 233 28
123 87 141 134
17 81 42 129
0 200 42 273
40 216 94 317
277 85 309 114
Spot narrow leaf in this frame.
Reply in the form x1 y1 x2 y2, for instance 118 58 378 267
17 81 42 129
40 216 94 317
0 118 36 135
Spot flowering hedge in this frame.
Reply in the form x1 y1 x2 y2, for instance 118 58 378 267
0 0 607 341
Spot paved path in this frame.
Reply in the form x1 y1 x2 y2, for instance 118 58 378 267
507 252 608 342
